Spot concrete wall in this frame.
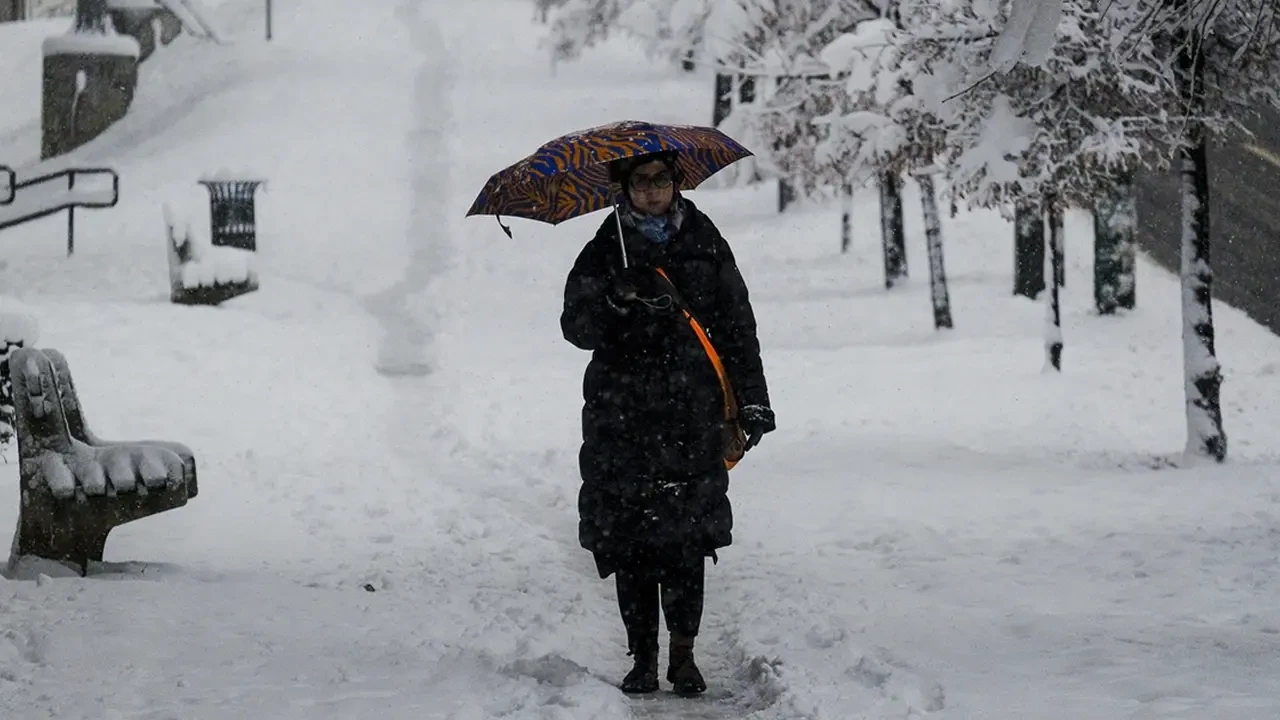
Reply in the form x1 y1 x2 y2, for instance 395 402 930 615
1135 108 1280 335
42 49 138 159
40 10 185 159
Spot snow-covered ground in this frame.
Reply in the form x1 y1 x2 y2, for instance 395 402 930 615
3 0 1280 718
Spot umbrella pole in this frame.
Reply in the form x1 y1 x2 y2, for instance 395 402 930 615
613 201 629 269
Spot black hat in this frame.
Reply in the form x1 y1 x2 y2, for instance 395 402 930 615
608 151 680 188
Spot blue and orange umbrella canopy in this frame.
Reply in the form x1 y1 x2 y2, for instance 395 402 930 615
466 120 753 226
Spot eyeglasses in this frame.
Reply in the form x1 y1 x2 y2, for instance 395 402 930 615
629 171 674 192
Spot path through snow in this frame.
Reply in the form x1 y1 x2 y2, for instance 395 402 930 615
366 0 453 378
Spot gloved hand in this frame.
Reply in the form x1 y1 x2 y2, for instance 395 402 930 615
739 404 776 451
605 266 673 316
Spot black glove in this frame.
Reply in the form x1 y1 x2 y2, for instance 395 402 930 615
605 266 674 316
739 404 775 451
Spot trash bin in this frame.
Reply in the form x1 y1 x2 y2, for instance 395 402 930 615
198 179 265 252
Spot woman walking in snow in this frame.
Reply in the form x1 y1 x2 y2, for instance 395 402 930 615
560 150 775 695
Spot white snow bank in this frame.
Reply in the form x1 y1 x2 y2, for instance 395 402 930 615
43 31 141 58
0 18 70 143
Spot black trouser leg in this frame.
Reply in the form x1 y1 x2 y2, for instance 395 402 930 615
616 566 661 650
659 557 705 638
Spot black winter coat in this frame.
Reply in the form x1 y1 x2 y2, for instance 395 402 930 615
560 199 770 578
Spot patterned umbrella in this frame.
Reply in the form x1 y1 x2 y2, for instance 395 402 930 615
465 120 753 231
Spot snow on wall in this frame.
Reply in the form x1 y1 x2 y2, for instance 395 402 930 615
43 31 141 58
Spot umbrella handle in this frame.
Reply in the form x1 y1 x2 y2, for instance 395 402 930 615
612 201 629 269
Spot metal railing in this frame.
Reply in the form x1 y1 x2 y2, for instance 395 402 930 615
0 167 120 256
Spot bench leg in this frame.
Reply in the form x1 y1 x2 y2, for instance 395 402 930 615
15 497 114 576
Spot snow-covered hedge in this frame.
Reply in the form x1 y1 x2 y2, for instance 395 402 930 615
0 300 40 455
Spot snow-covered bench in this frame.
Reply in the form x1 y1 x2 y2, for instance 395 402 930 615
43 348 198 496
7 347 197 575
165 203 258 306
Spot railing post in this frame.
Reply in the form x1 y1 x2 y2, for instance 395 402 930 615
67 171 75 256
0 166 14 205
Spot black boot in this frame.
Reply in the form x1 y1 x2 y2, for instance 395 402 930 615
667 633 707 695
620 635 659 694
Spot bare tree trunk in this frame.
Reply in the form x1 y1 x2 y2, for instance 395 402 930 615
917 174 952 329
880 171 906 289
712 73 733 127
778 178 796 213
1050 201 1065 293
1177 28 1227 461
1054 208 1066 289
1094 172 1137 314
840 182 853 253
1013 197 1045 298
1044 193 1064 371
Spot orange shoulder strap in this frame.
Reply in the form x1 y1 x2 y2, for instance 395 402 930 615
655 268 739 419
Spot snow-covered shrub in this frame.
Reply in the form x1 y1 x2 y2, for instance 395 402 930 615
0 302 40 455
